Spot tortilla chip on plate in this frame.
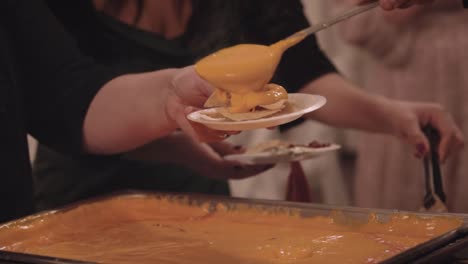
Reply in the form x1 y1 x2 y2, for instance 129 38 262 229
217 99 287 121
204 89 229 108
199 110 226 121
216 108 280 122
246 140 291 154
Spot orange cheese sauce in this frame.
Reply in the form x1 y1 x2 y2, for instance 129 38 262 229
229 84 288 113
0 196 462 264
195 35 304 113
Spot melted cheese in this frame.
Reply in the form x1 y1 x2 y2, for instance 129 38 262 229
195 35 305 113
229 84 288 113
195 44 281 94
0 196 462 264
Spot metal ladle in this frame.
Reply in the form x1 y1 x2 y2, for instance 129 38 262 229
286 2 379 40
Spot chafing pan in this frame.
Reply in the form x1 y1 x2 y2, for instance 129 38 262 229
0 191 467 264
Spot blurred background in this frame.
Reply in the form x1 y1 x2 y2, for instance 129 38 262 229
26 0 468 213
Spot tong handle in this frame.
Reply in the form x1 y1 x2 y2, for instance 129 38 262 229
423 155 432 195
422 125 446 203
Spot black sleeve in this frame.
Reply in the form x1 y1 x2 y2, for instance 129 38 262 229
45 0 110 61
3 0 123 155
464 0 468 8
243 0 337 93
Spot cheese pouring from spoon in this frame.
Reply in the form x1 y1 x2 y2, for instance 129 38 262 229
195 2 379 113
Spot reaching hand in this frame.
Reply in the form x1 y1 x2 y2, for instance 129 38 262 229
193 141 275 180
165 66 238 142
126 132 273 180
385 101 464 162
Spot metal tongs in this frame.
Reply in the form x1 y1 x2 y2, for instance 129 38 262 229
422 125 448 213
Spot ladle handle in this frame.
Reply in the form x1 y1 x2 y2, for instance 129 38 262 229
288 2 379 39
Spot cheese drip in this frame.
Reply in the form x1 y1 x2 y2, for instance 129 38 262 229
195 35 305 113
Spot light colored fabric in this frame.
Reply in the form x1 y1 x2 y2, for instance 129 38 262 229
227 1 355 206
27 135 37 163
302 0 375 161
332 0 468 212
228 120 350 205
302 0 373 86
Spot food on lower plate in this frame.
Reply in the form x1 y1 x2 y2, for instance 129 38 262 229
246 140 332 154
0 195 462 264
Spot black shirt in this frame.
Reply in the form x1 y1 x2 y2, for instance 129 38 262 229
0 0 121 223
45 0 336 92
32 0 337 211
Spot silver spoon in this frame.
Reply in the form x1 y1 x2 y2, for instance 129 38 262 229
287 2 379 40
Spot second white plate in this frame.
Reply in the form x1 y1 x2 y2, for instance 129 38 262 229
187 93 326 131
224 144 341 165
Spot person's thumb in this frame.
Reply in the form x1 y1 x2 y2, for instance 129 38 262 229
172 66 214 97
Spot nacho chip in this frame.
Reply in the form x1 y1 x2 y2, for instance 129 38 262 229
216 100 287 121
216 108 280 121
204 89 230 108
259 99 287 110
246 140 291 154
199 110 226 121
246 140 333 154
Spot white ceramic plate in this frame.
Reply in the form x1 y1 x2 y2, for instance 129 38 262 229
187 93 326 131
224 144 341 165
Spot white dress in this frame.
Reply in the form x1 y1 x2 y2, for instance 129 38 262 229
227 1 354 206
334 0 468 212
228 119 350 205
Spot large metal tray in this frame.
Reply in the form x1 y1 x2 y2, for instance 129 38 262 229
1 191 468 264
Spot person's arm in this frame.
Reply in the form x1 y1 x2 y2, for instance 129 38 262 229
360 0 467 10
125 133 273 180
302 73 464 162
247 0 463 161
359 0 434 10
83 67 222 154
4 0 219 156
